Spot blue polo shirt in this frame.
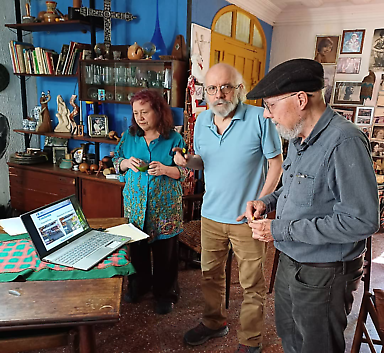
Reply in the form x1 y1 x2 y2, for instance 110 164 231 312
194 102 282 224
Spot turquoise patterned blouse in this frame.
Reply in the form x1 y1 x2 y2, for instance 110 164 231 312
113 130 188 243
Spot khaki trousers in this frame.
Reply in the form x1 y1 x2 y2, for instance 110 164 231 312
201 217 266 347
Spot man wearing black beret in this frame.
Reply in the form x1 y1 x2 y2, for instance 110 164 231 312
240 58 379 353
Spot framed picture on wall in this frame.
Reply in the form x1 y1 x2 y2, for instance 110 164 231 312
340 29 365 54
359 126 372 139
332 105 356 122
323 65 336 104
369 28 384 71
355 106 375 126
333 81 364 105
371 124 384 140
314 35 340 64
336 57 361 74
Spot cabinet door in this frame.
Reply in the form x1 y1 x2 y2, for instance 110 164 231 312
9 167 76 212
80 179 123 218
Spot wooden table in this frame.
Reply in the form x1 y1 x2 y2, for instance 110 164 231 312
0 218 127 353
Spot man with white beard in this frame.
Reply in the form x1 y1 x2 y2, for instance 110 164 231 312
243 58 379 353
173 63 283 353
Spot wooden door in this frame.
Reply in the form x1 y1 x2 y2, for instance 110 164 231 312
210 5 266 106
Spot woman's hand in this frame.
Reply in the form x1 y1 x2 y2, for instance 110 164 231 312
120 157 141 172
148 161 165 176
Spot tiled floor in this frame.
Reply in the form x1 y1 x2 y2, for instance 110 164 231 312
28 234 384 353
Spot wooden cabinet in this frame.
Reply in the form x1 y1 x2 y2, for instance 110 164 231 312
9 163 124 218
80 178 123 219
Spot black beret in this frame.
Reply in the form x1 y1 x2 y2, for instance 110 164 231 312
247 58 324 100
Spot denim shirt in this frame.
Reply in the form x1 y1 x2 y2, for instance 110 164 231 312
260 106 379 262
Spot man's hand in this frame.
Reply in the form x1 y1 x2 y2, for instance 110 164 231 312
249 219 274 243
236 200 267 223
172 147 189 167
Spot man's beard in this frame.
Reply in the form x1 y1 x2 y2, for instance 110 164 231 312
274 118 304 140
210 95 239 118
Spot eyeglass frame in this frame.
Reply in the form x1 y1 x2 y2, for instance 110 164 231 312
263 92 313 114
204 83 241 96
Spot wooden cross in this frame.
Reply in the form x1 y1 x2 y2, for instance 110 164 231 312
80 0 137 57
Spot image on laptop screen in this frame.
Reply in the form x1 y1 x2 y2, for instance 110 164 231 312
30 198 88 251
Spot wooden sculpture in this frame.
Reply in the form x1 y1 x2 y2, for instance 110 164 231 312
54 95 71 133
69 94 79 135
36 91 52 133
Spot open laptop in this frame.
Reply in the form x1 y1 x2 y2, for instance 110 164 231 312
20 194 131 271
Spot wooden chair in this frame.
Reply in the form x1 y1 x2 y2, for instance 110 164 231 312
179 193 233 309
351 289 384 353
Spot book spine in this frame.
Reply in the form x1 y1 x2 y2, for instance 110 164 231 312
15 44 26 73
46 51 54 74
32 49 39 74
8 41 17 73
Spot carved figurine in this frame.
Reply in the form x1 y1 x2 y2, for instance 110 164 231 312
69 94 79 135
36 90 52 133
54 95 71 133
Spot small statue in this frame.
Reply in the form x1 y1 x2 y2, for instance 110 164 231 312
36 90 52 133
54 95 71 133
69 94 79 135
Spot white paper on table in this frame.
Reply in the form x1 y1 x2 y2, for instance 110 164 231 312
0 217 27 236
106 223 149 243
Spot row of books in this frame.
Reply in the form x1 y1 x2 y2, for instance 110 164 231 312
8 40 92 76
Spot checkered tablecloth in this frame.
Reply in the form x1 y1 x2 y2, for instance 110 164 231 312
0 233 134 282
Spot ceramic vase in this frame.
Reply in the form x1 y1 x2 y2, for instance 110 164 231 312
44 1 58 22
150 0 167 60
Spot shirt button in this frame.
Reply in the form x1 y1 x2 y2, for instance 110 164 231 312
290 174 293 178
297 152 301 156
277 216 280 219
284 195 287 198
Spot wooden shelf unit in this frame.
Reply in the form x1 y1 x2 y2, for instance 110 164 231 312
5 20 101 33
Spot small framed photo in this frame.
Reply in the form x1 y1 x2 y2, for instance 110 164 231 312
336 57 361 74
323 65 336 104
333 81 364 105
340 30 365 54
52 146 67 165
369 28 384 71
88 114 109 137
374 107 384 124
359 126 372 139
314 35 340 64
332 105 357 122
372 124 384 141
355 106 374 126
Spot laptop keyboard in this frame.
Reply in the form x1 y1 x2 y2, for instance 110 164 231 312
55 232 115 266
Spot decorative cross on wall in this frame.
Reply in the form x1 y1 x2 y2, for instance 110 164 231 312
80 0 137 57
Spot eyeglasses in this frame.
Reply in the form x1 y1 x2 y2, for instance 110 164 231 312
263 92 313 114
205 84 240 96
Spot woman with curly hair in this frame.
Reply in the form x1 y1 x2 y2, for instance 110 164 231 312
113 89 188 315
315 37 334 63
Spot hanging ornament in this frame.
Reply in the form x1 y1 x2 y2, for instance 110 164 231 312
150 0 167 60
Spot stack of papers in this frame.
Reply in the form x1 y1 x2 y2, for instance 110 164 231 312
106 223 149 243
0 217 27 236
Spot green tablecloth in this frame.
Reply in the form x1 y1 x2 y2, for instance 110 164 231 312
0 233 135 282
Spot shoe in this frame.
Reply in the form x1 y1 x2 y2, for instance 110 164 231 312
184 322 229 346
155 300 174 315
235 344 262 353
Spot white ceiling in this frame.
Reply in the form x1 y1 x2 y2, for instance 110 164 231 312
229 0 384 25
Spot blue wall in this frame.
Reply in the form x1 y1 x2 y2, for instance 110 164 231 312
192 0 272 73
32 0 187 156
31 0 272 157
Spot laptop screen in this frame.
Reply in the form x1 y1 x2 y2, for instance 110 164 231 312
30 198 89 251
21 195 90 258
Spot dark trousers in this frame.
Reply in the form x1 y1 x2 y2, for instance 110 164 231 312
275 252 363 353
129 235 179 303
